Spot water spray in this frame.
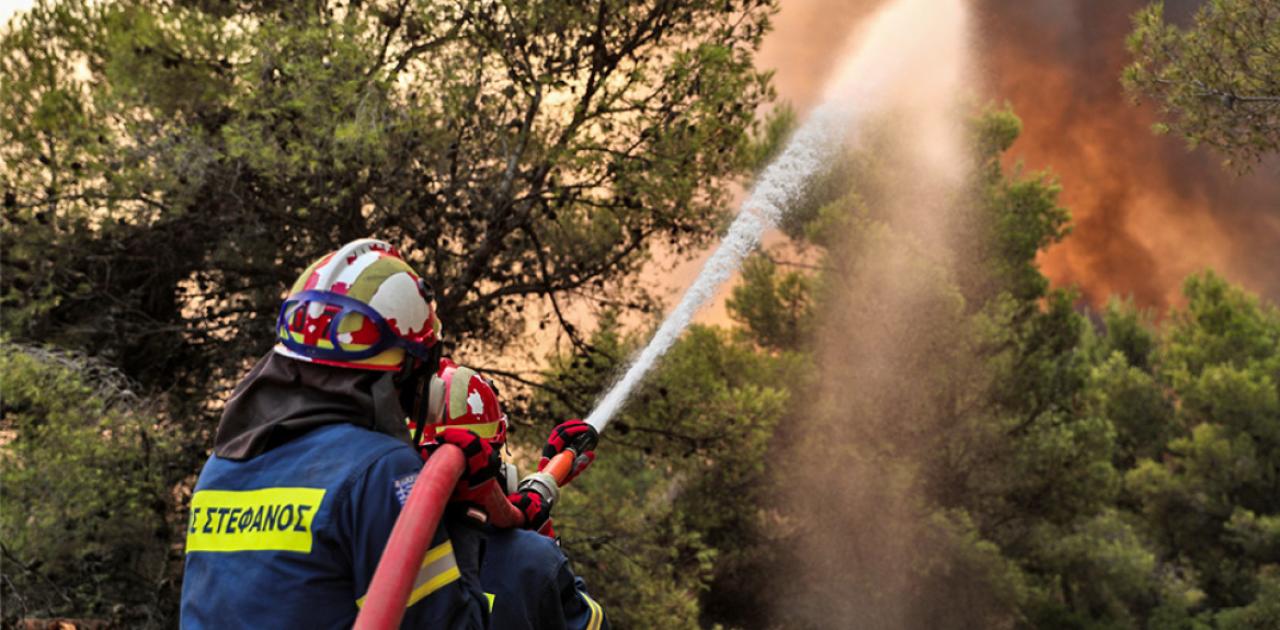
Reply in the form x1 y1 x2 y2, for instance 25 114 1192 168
536 0 970 494
524 105 849 492
580 0 967 436
583 105 846 433
361 1 970 624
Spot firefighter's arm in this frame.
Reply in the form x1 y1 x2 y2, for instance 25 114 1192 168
552 558 608 630
346 446 489 629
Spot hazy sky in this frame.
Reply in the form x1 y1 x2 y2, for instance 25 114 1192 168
1 0 33 25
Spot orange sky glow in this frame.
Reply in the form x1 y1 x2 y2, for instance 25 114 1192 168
703 0 1280 320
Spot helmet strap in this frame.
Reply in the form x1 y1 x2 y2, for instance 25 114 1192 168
400 342 443 446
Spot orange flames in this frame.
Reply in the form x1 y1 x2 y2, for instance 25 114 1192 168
758 0 1280 310
978 0 1280 309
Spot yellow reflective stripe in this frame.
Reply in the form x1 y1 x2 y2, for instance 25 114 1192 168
282 330 374 352
429 420 501 439
185 488 325 553
348 348 403 368
485 593 496 612
449 367 479 420
581 591 602 630
406 566 460 607
421 540 454 566
275 339 402 369
356 541 459 609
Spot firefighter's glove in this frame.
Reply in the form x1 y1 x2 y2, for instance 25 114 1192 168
507 490 553 534
538 419 597 486
422 428 501 504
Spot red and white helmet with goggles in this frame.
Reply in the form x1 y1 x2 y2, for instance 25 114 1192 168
410 359 508 447
275 239 440 371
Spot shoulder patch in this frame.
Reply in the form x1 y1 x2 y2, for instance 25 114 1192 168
393 472 418 507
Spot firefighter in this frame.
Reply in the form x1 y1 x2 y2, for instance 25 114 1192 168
180 239 496 629
417 361 608 630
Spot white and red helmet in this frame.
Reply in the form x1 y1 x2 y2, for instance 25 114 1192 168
275 239 440 371
410 359 508 447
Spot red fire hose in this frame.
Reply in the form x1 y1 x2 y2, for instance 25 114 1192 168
352 444 463 630
352 443 528 630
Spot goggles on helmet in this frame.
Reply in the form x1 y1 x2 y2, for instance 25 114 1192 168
276 289 434 363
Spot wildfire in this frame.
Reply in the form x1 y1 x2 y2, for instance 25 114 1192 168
758 0 1280 310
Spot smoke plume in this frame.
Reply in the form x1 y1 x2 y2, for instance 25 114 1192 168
758 0 1280 310
752 1 1279 627
974 0 1280 308
760 0 992 627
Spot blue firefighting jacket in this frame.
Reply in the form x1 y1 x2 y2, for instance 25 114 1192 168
180 423 488 629
480 528 608 630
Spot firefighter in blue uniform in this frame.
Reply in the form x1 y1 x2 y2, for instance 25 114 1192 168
418 361 609 630
480 528 606 630
181 239 500 629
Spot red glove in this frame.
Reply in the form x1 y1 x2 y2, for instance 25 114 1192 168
538 419 597 485
422 428 500 504
507 490 554 536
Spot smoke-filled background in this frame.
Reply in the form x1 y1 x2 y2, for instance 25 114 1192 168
758 0 1280 310
755 1 988 627
741 0 1280 628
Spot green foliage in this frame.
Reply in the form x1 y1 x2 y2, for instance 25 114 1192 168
726 254 813 350
964 105 1072 305
1163 272 1280 381
1214 568 1280 630
1123 0 1280 170
496 316 715 628
1122 272 1280 617
0 0 779 399
597 103 1280 628
1029 510 1169 627
1086 351 1173 466
984 172 1070 302
1093 298 1159 371
680 105 1114 628
1 342 183 626
741 103 799 171
529 317 799 628
1 3 781 620
557 449 710 630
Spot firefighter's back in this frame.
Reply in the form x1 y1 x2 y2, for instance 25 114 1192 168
180 423 477 629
